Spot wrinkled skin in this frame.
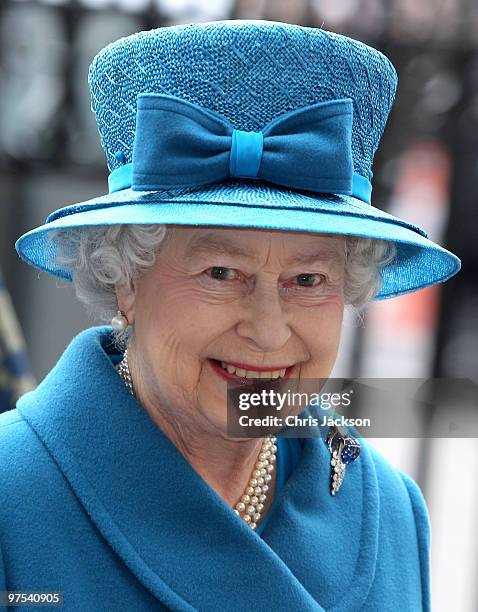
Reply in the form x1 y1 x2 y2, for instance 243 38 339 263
117 225 346 510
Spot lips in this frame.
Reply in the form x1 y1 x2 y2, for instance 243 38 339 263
208 359 296 381
215 359 293 372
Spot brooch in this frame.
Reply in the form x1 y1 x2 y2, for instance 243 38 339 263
325 425 361 495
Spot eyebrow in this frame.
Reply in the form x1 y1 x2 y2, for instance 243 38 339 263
184 235 342 266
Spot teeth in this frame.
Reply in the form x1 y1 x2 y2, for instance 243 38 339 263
220 361 287 379
245 370 256 379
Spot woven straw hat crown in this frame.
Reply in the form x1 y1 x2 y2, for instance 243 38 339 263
88 19 398 182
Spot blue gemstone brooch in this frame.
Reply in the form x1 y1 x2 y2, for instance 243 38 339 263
325 425 361 495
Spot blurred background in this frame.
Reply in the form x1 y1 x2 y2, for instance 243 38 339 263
0 0 477 609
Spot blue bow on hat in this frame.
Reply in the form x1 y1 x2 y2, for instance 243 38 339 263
108 94 372 204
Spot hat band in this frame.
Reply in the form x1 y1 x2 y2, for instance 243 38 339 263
108 94 373 204
108 162 372 204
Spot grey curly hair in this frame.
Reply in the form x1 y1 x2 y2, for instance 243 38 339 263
51 223 396 327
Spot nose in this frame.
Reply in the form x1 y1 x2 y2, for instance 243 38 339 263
235 280 291 353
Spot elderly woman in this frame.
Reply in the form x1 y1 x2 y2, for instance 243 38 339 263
0 20 460 612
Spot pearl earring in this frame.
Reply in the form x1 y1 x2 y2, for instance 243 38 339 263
111 310 129 332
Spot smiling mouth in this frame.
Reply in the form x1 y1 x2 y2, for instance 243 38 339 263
209 359 295 380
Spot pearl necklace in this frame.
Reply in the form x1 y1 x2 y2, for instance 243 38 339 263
117 349 278 530
232 435 277 530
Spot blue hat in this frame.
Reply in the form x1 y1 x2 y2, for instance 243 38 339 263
15 19 460 299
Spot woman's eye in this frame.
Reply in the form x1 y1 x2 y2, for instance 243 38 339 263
295 273 325 288
207 267 238 281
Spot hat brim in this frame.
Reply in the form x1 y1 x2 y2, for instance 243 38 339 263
15 180 461 300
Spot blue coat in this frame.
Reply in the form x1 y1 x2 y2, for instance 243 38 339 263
0 327 430 611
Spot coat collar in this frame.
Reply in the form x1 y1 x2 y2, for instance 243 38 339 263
17 327 379 612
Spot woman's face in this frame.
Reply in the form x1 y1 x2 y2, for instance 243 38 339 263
120 225 346 435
